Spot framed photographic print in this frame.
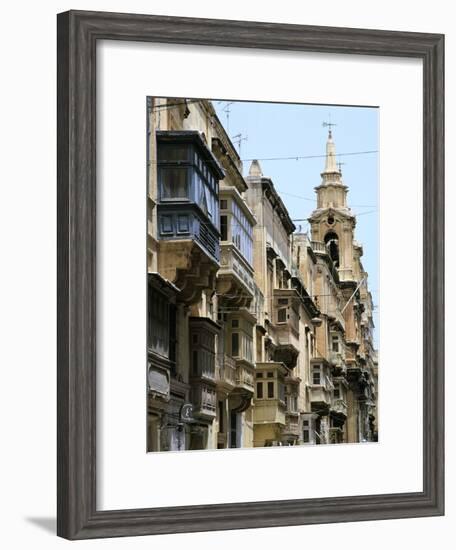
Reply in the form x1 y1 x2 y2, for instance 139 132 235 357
57 10 444 539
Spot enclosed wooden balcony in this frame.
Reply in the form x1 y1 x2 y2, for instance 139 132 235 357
330 398 348 419
189 317 219 419
215 354 237 393
217 243 255 307
273 324 300 368
282 416 300 438
329 350 346 374
309 359 332 415
309 385 331 412
189 317 220 383
191 382 217 420
253 362 287 427
227 362 255 414
235 362 255 393
272 288 300 368
254 400 286 426
155 130 224 304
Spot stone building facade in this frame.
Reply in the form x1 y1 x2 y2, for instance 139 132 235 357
147 98 378 451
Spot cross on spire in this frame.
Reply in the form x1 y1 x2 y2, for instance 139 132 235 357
322 117 337 138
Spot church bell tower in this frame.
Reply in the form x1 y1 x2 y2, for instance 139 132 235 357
308 126 358 283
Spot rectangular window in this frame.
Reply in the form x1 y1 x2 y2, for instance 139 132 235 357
230 412 237 448
160 167 188 199
334 386 340 399
332 337 339 352
177 214 189 233
220 215 228 241
277 308 287 323
157 143 189 162
231 319 239 328
267 382 274 398
160 215 173 235
192 350 198 376
149 288 170 358
218 401 224 432
312 367 321 385
256 382 263 399
231 333 239 356
303 430 310 443
230 199 254 266
220 199 228 210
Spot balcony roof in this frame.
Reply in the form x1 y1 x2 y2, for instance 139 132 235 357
148 272 180 298
219 185 257 226
189 316 222 333
156 130 225 180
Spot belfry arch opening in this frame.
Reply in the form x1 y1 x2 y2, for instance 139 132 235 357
324 231 340 267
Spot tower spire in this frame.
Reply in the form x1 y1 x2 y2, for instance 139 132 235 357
322 121 340 176
312 124 349 211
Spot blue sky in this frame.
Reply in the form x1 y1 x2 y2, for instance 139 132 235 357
214 101 379 345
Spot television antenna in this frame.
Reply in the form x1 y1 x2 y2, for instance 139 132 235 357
231 133 248 156
222 102 235 133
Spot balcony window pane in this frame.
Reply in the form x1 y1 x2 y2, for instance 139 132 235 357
267 381 274 398
160 167 188 199
277 308 287 323
192 351 198 376
149 289 170 358
157 143 189 162
256 382 263 399
230 199 254 267
177 214 189 233
278 383 285 402
218 401 224 432
231 333 239 356
220 215 228 241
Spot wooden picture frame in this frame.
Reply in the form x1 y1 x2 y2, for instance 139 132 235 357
57 10 444 539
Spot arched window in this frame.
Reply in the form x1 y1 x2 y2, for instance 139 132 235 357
324 231 340 267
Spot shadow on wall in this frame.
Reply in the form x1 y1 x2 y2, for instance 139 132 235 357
25 517 56 535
